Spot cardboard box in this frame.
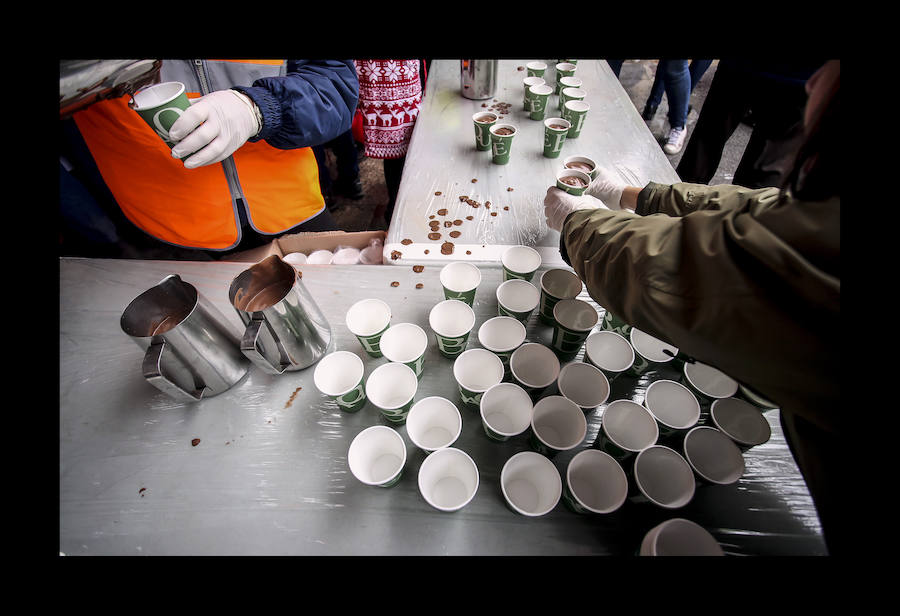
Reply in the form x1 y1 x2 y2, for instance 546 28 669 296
224 230 387 264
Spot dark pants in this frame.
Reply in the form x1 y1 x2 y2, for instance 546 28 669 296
312 129 360 198
676 60 809 189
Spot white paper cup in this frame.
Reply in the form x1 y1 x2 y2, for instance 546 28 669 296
313 350 367 413
557 361 610 411
429 299 476 358
453 348 505 409
346 298 392 358
307 249 334 264
596 399 659 462
563 449 628 515
282 252 307 267
628 328 678 376
640 518 724 556
682 361 739 403
479 382 534 441
643 379 701 439
347 425 407 488
406 396 462 453
379 322 428 379
510 342 560 399
332 246 361 264
630 445 696 509
529 395 587 456
417 447 479 512
584 330 634 380
439 262 482 305
709 397 772 450
501 245 542 281
477 316 526 372
365 361 418 424
682 426 745 485
500 451 562 517
496 278 541 321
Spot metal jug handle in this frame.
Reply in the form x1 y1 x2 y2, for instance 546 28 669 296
142 340 209 402
241 317 293 375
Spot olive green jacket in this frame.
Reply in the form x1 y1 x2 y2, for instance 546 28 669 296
561 182 842 550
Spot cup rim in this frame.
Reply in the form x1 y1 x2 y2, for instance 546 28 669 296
601 399 659 452
439 261 482 293
480 382 533 436
563 100 591 112
555 168 591 190
407 396 462 451
683 361 739 399
429 299 476 337
643 379 701 429
365 361 418 409
501 245 542 274
544 117 571 131
584 330 634 372
379 322 428 363
642 518 724 556
510 342 561 388
632 445 696 509
497 278 541 311
629 328 678 363
523 76 546 86
347 425 407 486
563 155 597 171
560 87 586 98
473 111 498 123
540 268 583 298
130 81 186 109
709 397 772 446
528 84 554 96
682 426 745 484
559 76 583 86
500 451 562 516
477 316 527 352
453 348 505 392
417 447 479 512
557 361 610 408
566 449 628 513
530 395 587 451
345 298 391 336
526 61 548 70
489 123 518 136
555 62 577 71
313 350 364 397
552 298 599 332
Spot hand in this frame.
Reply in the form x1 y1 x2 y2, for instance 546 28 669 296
169 90 261 169
584 167 628 209
544 187 608 231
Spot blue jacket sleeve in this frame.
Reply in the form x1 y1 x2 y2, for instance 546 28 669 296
233 59 359 149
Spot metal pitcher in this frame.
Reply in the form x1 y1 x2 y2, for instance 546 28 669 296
460 59 498 100
229 255 332 375
120 274 250 402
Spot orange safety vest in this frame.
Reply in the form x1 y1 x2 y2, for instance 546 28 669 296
73 59 324 251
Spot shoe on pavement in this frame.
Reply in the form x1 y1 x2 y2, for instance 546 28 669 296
335 177 365 200
663 126 687 155
642 102 658 121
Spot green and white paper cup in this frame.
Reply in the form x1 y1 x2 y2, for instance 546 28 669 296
510 342 560 400
556 168 591 195
429 299 476 358
543 117 571 158
346 298 391 358
559 87 586 113
313 351 367 413
379 322 428 379
406 396 462 454
347 425 407 488
594 399 659 463
500 451 562 516
682 426 745 486
643 379 701 440
550 298 599 361
479 382 533 441
489 123 518 165
529 395 587 457
526 84 554 121
501 245 542 281
628 327 678 376
496 278 541 322
439 261 481 306
129 81 191 148
526 61 548 78
523 76 545 110
681 360 739 405
557 76 583 110
477 316 526 374
538 268 583 325
709 397 771 451
563 449 628 515
556 361 609 412
453 348 505 409
562 100 590 139
554 62 577 93
639 518 724 556
365 361 418 424
600 310 631 337
473 111 498 151
563 155 598 180
629 445 695 509
584 330 634 381
417 447 479 512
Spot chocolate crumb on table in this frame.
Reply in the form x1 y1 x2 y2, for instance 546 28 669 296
391 250 402 260
191 438 201 447
466 215 473 220
504 206 509 210
441 242 455 255
390 281 400 287
453 219 463 226
415 283 424 289
450 230 461 238
424 249 430 254
435 191 442 195
444 221 453 228
466 250 472 255
471 178 478 183
507 187 514 191
428 232 441 240
491 212 498 216
437 208 448 216
412 265 424 273
401 238 412 245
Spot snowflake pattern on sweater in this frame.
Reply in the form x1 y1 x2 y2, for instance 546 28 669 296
354 60 422 159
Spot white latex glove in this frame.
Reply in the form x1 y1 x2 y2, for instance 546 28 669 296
584 167 628 209
544 187 608 232
169 90 261 169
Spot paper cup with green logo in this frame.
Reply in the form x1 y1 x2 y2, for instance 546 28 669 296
562 100 590 139
313 351 367 413
550 298 598 361
473 111 498 152
557 361 609 412
594 399 659 464
584 330 634 381
543 117 571 158
500 451 561 516
489 123 518 165
600 310 632 337
364 361 418 424
406 396 462 454
681 360 739 406
556 168 591 195
129 81 191 148
477 316 526 375
529 395 587 457
643 379 701 441
379 322 428 379
453 348 504 410
501 245 542 282
417 447 479 512
479 382 533 442
526 61 548 78
346 298 391 358
538 268 583 325
347 425 407 488
554 62 577 93
563 449 628 515
523 76 545 110
496 278 540 322
709 397 771 451
526 84 554 121
429 299 476 358
510 342 560 400
557 76 583 110
559 87 586 113
628 327 678 376
639 518 724 556
439 261 481 306
563 155 598 180
682 426 745 486
628 445 695 509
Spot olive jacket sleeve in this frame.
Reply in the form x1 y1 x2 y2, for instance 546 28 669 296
560 181 840 435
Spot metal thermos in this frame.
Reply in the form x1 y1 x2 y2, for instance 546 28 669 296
460 60 498 100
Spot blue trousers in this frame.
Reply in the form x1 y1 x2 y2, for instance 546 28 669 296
647 59 713 129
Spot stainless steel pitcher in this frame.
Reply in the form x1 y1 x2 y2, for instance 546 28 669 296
120 274 250 402
229 255 332 374
460 59 498 100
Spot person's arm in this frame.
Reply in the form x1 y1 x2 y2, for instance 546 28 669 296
234 59 360 149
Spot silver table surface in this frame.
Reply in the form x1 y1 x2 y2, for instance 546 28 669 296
383 59 680 267
59 257 826 555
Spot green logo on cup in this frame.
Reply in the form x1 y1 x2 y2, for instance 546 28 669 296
336 382 367 413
